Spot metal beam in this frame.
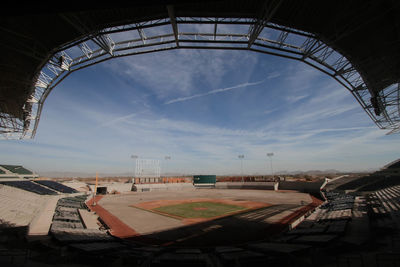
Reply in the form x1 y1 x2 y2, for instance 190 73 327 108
137 28 147 45
92 34 115 55
60 14 115 55
214 19 218 41
398 83 400 119
167 5 179 47
247 0 283 48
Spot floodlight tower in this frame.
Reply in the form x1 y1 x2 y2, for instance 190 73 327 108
164 156 171 177
267 153 274 179
131 155 138 183
238 154 245 183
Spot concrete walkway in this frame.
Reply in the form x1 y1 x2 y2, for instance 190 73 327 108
99 201 183 235
87 196 138 239
78 209 99 230
27 196 60 240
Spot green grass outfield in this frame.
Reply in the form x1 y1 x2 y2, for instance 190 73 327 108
153 201 247 218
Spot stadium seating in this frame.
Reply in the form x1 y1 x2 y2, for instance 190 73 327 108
34 180 77 194
0 181 57 195
335 174 385 191
50 194 117 249
5 182 400 266
372 185 400 214
0 184 47 226
386 160 400 169
0 165 33 175
360 175 400 191
61 181 90 192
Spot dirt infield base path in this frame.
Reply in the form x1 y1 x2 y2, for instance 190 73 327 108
87 195 139 238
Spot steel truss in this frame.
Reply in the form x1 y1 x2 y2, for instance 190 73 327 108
2 15 399 138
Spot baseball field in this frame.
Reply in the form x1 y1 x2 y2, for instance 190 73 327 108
94 188 318 246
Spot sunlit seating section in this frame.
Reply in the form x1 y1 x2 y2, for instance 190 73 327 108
34 180 78 194
373 185 400 214
0 181 57 195
0 165 33 175
0 184 48 226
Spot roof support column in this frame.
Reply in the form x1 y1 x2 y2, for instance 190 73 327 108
214 19 218 41
247 0 282 48
60 14 114 55
167 5 179 47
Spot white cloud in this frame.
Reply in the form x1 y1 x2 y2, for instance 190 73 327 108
4 49 398 175
6 95 398 174
105 49 258 100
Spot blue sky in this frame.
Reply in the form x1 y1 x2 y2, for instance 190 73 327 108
1 48 399 175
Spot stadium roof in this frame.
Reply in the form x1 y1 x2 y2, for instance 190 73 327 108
383 159 400 169
0 164 33 175
1 0 400 138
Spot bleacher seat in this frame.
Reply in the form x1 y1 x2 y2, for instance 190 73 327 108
0 181 57 195
0 184 48 226
0 165 33 175
374 185 400 214
336 175 385 191
34 180 77 194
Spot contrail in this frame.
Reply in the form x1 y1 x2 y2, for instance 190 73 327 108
165 80 264 105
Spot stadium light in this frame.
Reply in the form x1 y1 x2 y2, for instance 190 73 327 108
267 153 274 179
164 156 171 177
131 155 138 183
238 154 244 183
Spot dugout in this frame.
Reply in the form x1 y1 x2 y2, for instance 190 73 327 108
96 186 107 195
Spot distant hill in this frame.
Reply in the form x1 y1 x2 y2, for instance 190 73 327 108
38 171 186 178
277 169 342 175
38 169 373 178
38 171 133 178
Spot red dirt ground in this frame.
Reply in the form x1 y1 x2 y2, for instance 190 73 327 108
87 195 139 239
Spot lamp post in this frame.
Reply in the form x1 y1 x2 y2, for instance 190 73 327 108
238 154 244 183
267 153 274 179
131 155 138 183
164 156 171 178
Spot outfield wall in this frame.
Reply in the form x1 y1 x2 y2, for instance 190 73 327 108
215 182 278 190
88 183 134 194
133 183 195 192
278 179 327 195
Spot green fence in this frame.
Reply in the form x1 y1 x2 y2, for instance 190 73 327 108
193 175 216 184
